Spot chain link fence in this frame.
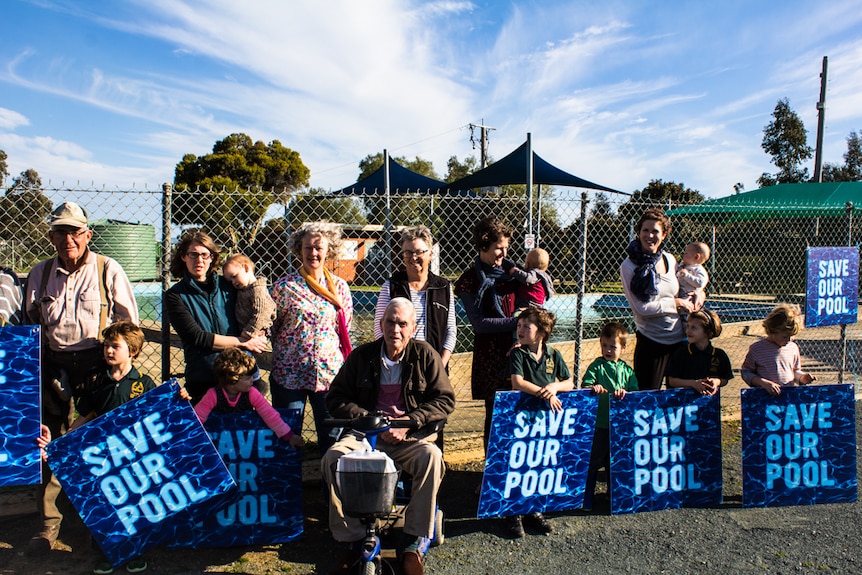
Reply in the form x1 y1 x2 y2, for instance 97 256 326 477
2 184 861 460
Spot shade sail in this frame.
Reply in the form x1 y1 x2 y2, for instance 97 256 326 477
331 156 473 196
434 140 625 194
666 182 862 222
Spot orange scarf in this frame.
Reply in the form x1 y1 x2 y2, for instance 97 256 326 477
300 267 352 358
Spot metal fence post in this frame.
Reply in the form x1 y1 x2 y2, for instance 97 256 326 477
161 183 172 382
573 191 589 381
840 201 854 383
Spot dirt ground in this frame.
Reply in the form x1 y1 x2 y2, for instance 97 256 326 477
3 402 862 575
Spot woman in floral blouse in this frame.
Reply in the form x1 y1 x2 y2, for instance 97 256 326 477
270 222 352 455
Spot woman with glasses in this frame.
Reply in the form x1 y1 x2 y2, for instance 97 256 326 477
373 225 456 367
270 221 352 455
165 230 267 403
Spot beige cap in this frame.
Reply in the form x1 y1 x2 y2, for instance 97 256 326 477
50 202 88 229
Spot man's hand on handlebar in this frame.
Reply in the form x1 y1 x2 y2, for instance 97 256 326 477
380 416 412 443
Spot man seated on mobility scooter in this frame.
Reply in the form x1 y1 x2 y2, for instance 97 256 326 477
322 298 456 575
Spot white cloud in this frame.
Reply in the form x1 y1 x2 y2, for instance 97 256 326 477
0 132 169 190
0 107 29 130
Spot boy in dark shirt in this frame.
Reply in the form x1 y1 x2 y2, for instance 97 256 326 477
71 321 155 574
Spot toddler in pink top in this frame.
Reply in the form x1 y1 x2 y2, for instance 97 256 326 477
194 348 305 449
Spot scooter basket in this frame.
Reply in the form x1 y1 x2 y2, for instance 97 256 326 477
336 469 399 516
336 447 399 516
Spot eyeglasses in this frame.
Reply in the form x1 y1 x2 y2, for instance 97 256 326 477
185 251 212 261
401 249 429 259
51 228 88 239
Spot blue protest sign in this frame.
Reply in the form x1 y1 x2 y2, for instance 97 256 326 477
741 384 857 508
0 325 41 487
478 390 598 518
610 388 722 515
806 247 859 327
168 409 304 548
46 380 236 567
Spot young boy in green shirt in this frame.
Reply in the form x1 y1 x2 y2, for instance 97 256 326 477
581 321 639 511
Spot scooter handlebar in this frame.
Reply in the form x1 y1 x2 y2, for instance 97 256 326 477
324 413 419 432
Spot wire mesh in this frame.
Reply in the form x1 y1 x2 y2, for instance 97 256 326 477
2 184 860 457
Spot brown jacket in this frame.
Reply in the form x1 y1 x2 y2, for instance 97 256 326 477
235 276 277 339
326 338 455 432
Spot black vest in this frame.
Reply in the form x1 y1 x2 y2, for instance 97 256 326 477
389 270 451 355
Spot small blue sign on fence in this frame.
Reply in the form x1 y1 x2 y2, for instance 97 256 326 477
805 246 859 327
46 380 236 567
609 388 722 515
741 384 857 508
478 390 598 518
168 409 304 548
0 325 41 487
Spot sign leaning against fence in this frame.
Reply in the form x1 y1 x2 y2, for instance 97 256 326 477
805 246 859 328
741 384 857 508
0 325 41 487
46 380 237 567
478 390 598 518
610 388 723 515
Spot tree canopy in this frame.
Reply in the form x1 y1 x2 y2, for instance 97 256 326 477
822 130 862 182
618 179 705 224
445 155 479 183
0 163 53 269
758 98 813 187
290 187 367 227
0 150 8 189
172 133 310 252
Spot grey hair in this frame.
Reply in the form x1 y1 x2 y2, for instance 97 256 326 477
290 221 343 260
400 225 434 247
386 296 416 320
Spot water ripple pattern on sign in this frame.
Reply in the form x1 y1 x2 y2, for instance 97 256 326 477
479 390 598 518
166 408 304 548
0 325 41 487
741 384 857 508
610 388 723 515
46 380 236 567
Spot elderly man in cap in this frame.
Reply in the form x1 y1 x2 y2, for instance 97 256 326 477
24 201 138 554
322 297 455 575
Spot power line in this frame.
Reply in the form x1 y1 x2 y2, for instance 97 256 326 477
314 124 472 177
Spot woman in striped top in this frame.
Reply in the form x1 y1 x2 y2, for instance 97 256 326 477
374 225 456 367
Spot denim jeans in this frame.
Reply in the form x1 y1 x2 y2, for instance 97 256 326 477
270 386 338 456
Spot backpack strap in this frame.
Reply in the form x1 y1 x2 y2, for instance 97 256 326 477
39 257 56 304
97 254 108 340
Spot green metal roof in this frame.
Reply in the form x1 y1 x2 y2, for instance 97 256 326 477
666 182 862 222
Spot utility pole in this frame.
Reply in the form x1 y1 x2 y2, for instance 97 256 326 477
813 56 828 183
469 121 495 168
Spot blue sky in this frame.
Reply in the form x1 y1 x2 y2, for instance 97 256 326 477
1 0 861 198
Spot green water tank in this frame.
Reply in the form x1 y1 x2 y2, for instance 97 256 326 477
90 219 158 281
